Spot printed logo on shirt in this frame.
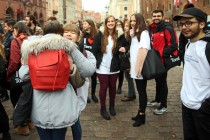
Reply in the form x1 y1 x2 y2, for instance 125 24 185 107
185 54 199 63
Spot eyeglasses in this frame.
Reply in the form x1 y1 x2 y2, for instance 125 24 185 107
177 21 200 28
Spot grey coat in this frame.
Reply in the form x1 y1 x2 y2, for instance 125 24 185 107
19 34 96 129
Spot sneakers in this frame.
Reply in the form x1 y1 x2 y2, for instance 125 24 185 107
14 125 30 136
153 105 168 115
147 100 160 107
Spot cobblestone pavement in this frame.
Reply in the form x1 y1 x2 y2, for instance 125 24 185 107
1 66 183 140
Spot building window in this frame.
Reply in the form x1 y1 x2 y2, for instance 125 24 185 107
124 7 127 11
124 14 127 18
203 0 210 6
169 4 172 10
33 0 37 5
39 0 42 7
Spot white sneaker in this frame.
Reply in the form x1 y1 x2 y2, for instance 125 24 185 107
153 106 168 115
147 100 160 107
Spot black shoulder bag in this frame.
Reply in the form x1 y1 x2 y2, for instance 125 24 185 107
163 30 181 70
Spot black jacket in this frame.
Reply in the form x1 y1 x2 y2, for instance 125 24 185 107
83 32 93 52
149 21 178 59
117 34 130 53
2 31 14 61
178 33 188 62
92 31 120 72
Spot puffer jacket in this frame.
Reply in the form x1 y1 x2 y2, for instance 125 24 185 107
19 34 96 129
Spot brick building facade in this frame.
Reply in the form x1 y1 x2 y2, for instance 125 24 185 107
0 0 46 26
141 0 210 24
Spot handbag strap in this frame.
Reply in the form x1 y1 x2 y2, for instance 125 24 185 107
13 38 22 69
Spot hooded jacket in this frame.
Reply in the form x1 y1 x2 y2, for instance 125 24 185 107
19 34 96 129
149 21 178 63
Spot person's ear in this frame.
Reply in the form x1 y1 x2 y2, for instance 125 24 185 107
199 22 205 29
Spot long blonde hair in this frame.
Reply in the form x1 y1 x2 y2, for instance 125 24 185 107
0 45 6 62
101 15 117 54
0 34 6 61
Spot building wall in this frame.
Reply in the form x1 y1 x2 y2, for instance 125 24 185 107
82 10 101 23
108 0 139 21
46 0 81 24
141 0 210 24
0 0 46 26
75 0 82 20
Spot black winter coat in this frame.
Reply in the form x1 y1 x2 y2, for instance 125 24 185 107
92 31 120 72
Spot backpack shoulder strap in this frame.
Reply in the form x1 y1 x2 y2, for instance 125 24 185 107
205 42 210 65
13 38 20 48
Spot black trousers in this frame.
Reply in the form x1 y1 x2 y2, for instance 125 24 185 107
10 84 22 108
91 72 97 95
155 72 168 107
135 79 147 113
182 104 210 140
118 70 124 88
0 101 9 133
13 82 33 127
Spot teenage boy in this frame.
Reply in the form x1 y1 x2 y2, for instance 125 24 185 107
173 7 210 139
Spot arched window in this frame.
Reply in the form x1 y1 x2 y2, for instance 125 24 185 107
5 7 14 20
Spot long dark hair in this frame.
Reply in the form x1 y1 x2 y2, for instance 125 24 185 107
83 19 98 39
124 20 131 42
14 21 30 36
130 13 147 42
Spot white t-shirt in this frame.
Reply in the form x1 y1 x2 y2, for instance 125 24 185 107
130 30 151 79
181 40 210 110
96 35 119 74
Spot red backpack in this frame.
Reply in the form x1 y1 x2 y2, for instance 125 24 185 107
28 50 70 91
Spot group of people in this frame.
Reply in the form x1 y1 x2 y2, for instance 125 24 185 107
0 4 210 140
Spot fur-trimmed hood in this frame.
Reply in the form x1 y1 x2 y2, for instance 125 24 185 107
21 34 77 61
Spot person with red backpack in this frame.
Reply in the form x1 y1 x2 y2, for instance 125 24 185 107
19 21 95 140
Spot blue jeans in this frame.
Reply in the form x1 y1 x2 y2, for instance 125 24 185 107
71 119 82 140
36 127 67 140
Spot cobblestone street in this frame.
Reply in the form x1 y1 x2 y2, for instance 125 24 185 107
1 65 183 140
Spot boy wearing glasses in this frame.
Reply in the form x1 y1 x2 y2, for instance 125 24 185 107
173 7 210 139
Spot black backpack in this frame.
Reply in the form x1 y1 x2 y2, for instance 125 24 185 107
205 42 210 65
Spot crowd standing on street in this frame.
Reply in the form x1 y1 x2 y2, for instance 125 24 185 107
0 4 210 140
